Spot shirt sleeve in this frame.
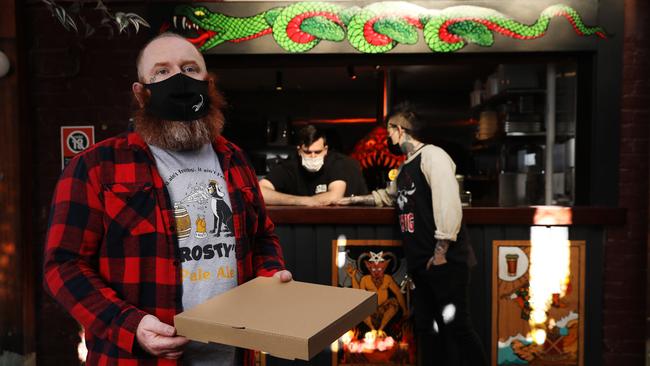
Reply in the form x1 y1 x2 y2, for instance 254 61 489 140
346 158 369 195
331 155 369 196
371 178 398 207
264 161 292 193
419 146 462 241
43 154 147 355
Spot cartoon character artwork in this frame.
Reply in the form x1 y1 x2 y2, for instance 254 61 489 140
172 183 210 240
501 281 532 321
492 241 585 366
207 180 234 237
333 240 416 365
167 3 606 54
347 251 408 336
500 279 572 322
171 180 234 240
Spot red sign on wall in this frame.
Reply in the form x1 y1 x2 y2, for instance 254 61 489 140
61 126 95 169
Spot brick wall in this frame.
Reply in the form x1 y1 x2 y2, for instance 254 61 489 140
24 3 149 364
603 0 650 364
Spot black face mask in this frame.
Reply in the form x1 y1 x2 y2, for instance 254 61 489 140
144 73 210 122
386 137 403 156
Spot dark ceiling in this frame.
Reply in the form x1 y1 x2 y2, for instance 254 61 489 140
212 63 498 93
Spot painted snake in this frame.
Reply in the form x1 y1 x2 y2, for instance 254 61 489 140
170 2 606 53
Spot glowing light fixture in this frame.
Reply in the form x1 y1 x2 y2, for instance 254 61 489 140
0 50 9 78
336 234 347 268
275 71 283 91
527 206 572 345
78 328 88 363
347 65 357 80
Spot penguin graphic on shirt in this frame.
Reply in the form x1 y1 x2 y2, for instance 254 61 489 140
207 180 233 237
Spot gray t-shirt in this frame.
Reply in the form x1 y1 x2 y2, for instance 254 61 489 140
149 143 237 366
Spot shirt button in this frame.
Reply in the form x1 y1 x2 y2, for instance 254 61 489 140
169 225 175 232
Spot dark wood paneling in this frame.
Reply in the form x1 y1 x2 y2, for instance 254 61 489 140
467 225 488 352
0 0 34 358
479 225 505 360
0 38 22 357
571 226 604 366
268 206 627 225
293 226 316 282
276 226 295 277
269 222 607 365
0 0 16 38
314 226 334 285
269 206 395 225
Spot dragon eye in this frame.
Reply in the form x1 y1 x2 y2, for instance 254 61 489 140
194 10 205 17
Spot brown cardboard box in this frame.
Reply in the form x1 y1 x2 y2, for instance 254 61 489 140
174 276 377 360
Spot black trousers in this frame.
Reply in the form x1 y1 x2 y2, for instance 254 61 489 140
413 262 487 366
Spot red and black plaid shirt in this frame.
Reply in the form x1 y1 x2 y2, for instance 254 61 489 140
44 131 285 365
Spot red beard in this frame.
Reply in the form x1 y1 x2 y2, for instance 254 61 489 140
133 73 226 151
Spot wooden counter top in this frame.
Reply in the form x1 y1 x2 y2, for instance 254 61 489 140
266 206 626 225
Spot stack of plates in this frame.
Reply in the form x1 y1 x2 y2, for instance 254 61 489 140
504 121 542 134
555 121 575 135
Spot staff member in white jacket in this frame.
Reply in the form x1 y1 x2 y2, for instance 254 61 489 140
338 104 486 366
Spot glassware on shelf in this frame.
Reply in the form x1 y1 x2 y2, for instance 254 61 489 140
460 191 472 207
498 143 545 206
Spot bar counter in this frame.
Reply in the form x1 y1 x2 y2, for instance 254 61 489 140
267 206 626 225
264 206 625 366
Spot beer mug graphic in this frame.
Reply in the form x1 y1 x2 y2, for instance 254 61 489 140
173 204 192 240
505 254 520 277
498 247 529 281
195 215 207 239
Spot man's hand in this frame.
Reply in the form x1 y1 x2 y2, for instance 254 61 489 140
295 195 337 206
136 315 189 359
336 197 354 205
313 194 336 206
295 196 323 206
273 270 293 282
426 240 449 269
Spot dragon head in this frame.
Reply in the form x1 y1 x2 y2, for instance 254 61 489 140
171 5 220 50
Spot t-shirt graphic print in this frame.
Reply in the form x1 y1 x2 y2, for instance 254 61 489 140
148 143 238 312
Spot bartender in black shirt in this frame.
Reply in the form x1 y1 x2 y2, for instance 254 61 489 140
259 125 367 206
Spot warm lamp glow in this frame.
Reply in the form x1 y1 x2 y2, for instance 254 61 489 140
528 225 570 347
531 329 547 345
533 206 573 225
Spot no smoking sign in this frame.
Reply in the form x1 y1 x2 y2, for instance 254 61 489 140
61 126 95 169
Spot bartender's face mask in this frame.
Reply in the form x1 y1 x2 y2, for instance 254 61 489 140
299 138 328 173
386 122 405 155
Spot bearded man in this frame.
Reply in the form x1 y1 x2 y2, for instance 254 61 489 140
43 33 292 366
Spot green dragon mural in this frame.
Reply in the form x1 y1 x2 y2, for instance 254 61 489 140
166 2 606 53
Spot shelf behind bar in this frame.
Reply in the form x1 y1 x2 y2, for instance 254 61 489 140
266 206 626 226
